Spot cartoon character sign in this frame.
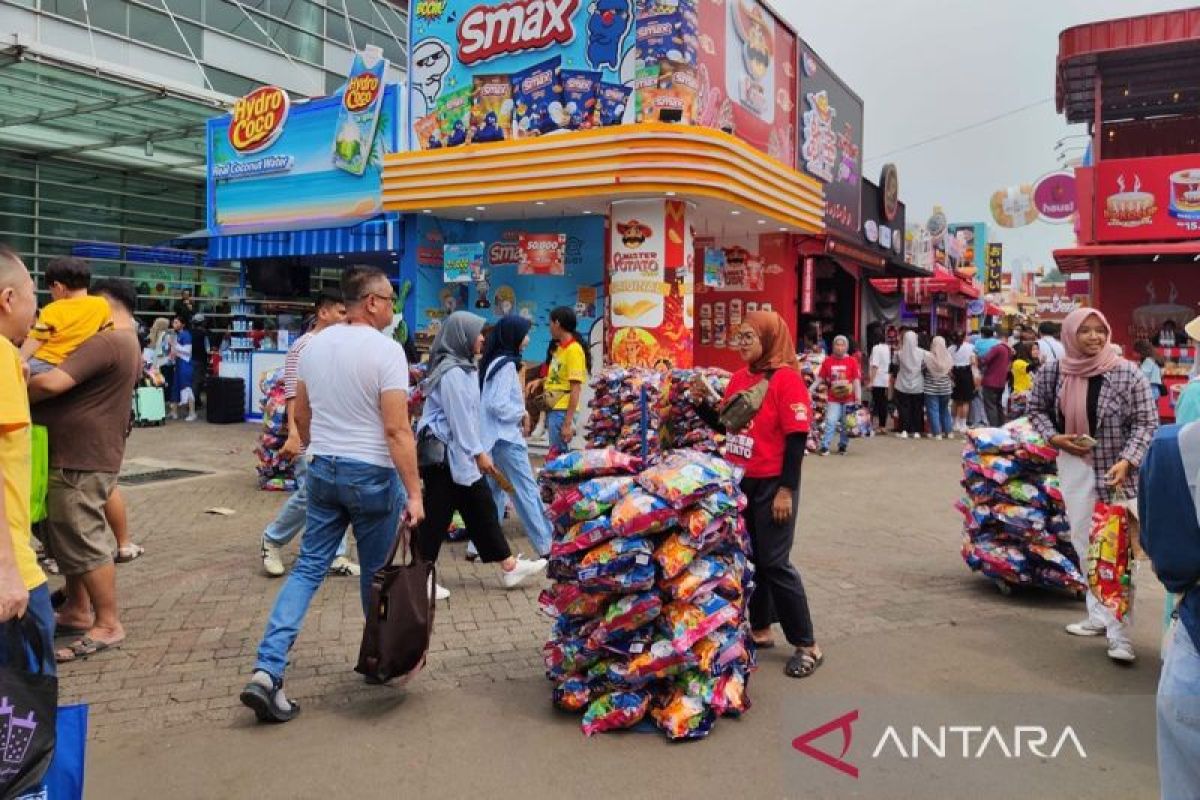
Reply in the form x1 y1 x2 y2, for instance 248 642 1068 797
617 219 651 249
473 111 506 143
727 0 774 119
411 38 453 115
587 0 632 69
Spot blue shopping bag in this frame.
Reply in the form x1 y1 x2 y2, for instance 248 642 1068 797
42 704 86 800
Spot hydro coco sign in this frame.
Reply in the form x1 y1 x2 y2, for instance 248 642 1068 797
228 85 290 154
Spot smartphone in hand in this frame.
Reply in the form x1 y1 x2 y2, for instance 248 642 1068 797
1074 434 1098 449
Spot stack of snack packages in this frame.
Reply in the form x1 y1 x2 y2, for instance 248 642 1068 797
634 0 700 125
956 419 1084 592
584 367 665 458
539 448 756 741
255 367 296 492
663 368 730 454
798 353 828 453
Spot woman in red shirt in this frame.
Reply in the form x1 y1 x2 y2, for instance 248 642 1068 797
694 311 823 678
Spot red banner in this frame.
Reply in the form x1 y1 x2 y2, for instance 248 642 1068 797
1095 154 1200 242
801 257 815 313
517 232 565 275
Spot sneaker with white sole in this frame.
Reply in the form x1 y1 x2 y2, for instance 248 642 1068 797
898 431 909 439
262 538 285 577
501 555 547 589
1065 620 1106 637
913 433 922 439
329 556 360 577
1107 643 1136 663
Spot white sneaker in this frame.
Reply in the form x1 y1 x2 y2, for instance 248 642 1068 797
261 538 285 577
185 413 197 422
1107 643 1136 663
501 555 548 588
1065 620 1106 637
435 584 451 601
913 433 922 439
328 556 361 576
898 431 909 439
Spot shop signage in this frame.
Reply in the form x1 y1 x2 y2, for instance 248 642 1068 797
1095 154 1200 242
713 246 765 292
967 298 985 316
703 247 726 288
457 0 581 65
984 242 1003 293
801 257 815 314
206 54 400 232
989 183 1036 228
947 222 986 281
860 177 906 261
1032 171 1076 223
444 242 486 283
798 40 863 235
518 232 566 275
880 163 900 223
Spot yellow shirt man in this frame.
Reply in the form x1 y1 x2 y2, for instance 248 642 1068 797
545 339 587 411
0 337 47 592
28 294 111 366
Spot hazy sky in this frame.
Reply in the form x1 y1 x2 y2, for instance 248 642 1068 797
770 0 1196 276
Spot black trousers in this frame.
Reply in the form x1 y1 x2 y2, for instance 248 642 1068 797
870 387 889 430
415 464 512 564
742 475 815 648
895 390 925 435
982 387 1005 427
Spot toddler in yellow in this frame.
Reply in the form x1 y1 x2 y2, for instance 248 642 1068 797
19 256 111 374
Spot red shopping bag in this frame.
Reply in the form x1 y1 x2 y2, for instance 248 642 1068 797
1087 501 1133 621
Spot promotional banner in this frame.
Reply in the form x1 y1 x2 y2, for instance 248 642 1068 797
207 61 401 232
861 178 906 261
985 242 1003 294
989 183 1037 229
444 242 485 283
1032 171 1077 223
798 41 863 235
608 199 693 367
703 247 726 287
946 222 986 281
694 0 799 166
1094 155 1200 242
518 233 566 275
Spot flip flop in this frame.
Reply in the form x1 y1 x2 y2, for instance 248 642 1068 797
785 649 825 679
115 544 145 563
56 636 124 663
53 624 91 639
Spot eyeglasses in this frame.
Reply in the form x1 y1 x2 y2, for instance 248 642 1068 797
732 332 758 345
360 291 395 304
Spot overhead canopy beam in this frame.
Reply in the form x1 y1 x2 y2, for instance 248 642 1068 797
38 123 209 155
0 90 166 129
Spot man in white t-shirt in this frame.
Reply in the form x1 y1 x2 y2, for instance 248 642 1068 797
867 331 893 433
242 265 424 724
1037 321 1066 364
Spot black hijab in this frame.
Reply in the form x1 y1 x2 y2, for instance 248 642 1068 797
479 314 532 388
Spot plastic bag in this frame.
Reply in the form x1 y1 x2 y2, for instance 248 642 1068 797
607 638 695 685
610 489 679 538
541 448 642 482
661 594 740 654
538 584 614 619
692 625 751 676
588 592 664 647
582 691 650 736
1088 501 1133 621
651 671 716 741
544 635 603 681
637 452 732 508
576 562 657 593
654 533 701 580
551 518 617 559
580 537 656 571
553 675 593 712
711 667 751 717
548 476 637 528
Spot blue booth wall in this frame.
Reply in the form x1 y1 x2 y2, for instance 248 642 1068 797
410 215 605 360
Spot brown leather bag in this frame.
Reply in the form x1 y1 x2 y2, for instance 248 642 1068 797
355 520 435 685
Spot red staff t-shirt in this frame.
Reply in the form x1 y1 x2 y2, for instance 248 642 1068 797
818 354 862 402
723 367 812 479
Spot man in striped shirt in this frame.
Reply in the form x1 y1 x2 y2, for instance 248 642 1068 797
260 291 355 577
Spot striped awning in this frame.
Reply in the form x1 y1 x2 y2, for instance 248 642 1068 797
201 214 402 263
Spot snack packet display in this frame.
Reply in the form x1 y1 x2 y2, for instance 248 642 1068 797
576 562 657 594
597 82 633 126
435 86 472 147
651 671 716 741
582 691 651 736
637 451 731 508
553 676 593 712
557 68 601 129
610 489 679 537
548 476 637 528
654 533 700 580
1088 502 1133 621
469 74 513 143
661 595 740 654
551 517 618 558
541 448 642 481
538 584 614 619
511 56 563 139
588 592 664 647
711 668 751 717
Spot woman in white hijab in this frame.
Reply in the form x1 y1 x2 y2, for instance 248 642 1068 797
923 335 955 439
894 330 927 438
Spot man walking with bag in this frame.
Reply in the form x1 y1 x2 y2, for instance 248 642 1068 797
241 266 424 724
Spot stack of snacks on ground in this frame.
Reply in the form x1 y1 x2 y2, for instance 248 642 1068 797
584 368 665 458
254 367 296 492
663 368 730 454
955 419 1083 594
798 353 828 453
540 448 756 741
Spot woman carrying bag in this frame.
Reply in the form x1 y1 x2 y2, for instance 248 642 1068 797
894 330 927 438
1028 308 1158 663
692 311 823 679
414 312 546 590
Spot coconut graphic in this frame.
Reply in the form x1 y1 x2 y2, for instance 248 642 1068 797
335 119 362 165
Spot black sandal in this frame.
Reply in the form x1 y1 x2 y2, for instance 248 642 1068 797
785 649 824 679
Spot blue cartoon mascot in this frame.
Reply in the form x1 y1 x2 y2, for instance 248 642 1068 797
587 0 631 70
473 111 506 143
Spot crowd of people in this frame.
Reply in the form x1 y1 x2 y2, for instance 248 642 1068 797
1 249 1197 796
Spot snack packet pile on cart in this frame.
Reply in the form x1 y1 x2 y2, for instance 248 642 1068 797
662 369 730 454
955 419 1083 593
539 447 756 741
255 367 297 492
798 354 828 453
584 368 665 458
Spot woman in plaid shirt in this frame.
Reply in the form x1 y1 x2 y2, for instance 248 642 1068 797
1029 308 1158 664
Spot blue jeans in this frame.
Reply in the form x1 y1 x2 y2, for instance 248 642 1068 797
0 584 55 677
924 394 952 436
254 456 403 681
546 410 568 456
1158 620 1200 799
263 457 348 558
821 402 850 451
488 438 553 557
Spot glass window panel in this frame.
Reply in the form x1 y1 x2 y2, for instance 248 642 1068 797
325 9 349 44
204 0 271 45
89 2 128 35
163 0 204 23
129 7 203 57
205 68 258 98
40 0 86 22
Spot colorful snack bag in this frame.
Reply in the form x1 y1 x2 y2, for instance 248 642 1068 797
991 502 1047 532
618 638 696 683
609 488 679 537
599 627 656 659
580 536 655 571
661 594 739 654
543 636 602 680
1088 502 1133 621
538 584 614 619
651 60 698 124
692 625 751 676
636 452 728 508
413 112 444 150
1027 544 1086 590
660 554 725 601
469 74 513 143
966 426 1018 455
655 532 700 580
549 476 637 528
553 675 593 712
557 68 601 130
548 552 581 582
597 82 632 126
577 562 657 593
582 691 650 736
651 670 716 741
541 448 642 481
511 56 563 139
552 518 617 559
435 86 472 147
588 592 664 647
711 668 751 717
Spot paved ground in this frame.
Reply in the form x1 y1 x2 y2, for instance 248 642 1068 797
65 421 1168 798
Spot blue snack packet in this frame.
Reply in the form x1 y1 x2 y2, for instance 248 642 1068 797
511 56 563 139
557 68 602 130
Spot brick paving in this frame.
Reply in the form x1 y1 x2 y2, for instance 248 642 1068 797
55 421 1080 739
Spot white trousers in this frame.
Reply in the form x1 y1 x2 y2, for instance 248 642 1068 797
1058 452 1132 647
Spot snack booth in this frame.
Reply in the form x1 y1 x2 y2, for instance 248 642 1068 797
385 0 838 372
1052 8 1200 419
